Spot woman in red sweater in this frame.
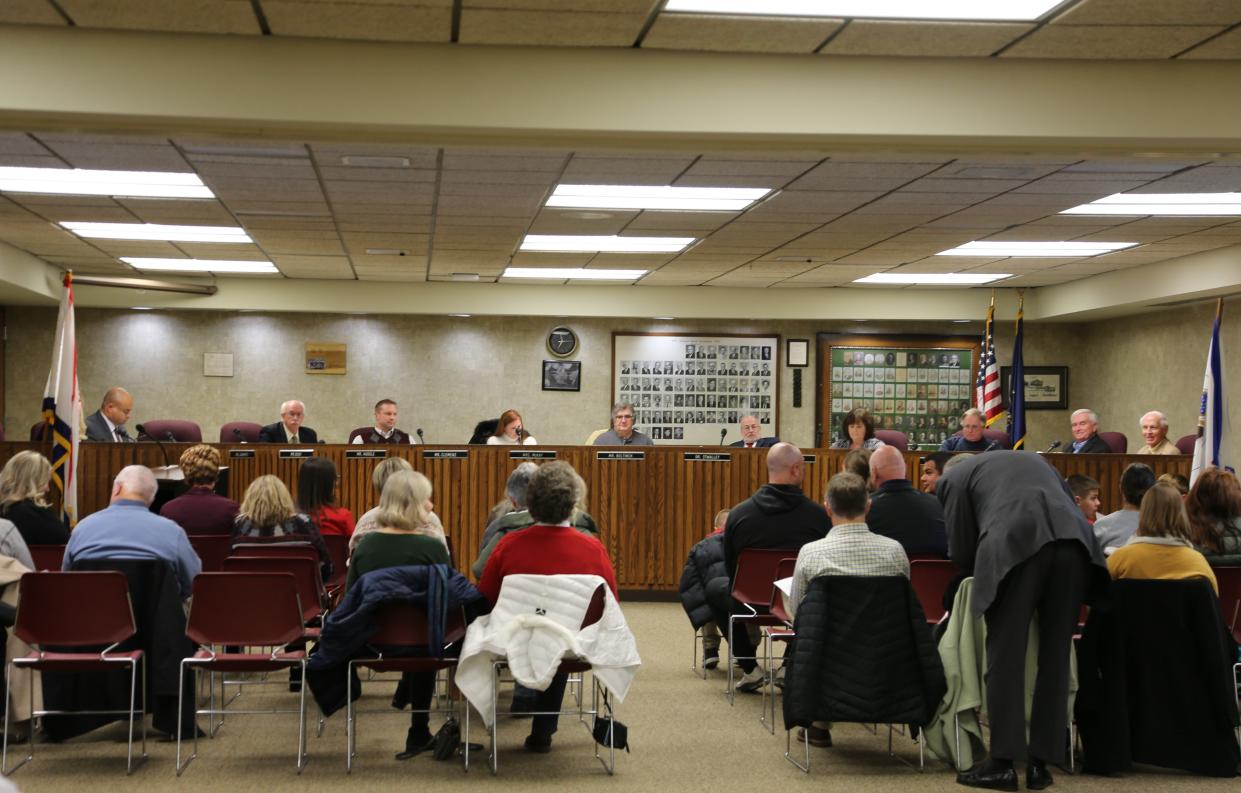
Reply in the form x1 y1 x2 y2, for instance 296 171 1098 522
478 461 616 754
297 456 355 538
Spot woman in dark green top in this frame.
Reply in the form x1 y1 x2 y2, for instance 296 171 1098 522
346 470 451 759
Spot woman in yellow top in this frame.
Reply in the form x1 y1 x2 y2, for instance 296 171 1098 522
1106 481 1217 594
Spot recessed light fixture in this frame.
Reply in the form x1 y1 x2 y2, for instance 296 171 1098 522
62 222 253 243
935 241 1137 257
952 319 972 323
130 306 154 311
663 0 1065 22
448 313 472 318
450 273 481 282
503 267 647 281
120 258 277 274
546 185 770 212
1061 193 1241 216
653 316 675 320
364 248 410 256
340 155 411 168
520 235 694 253
0 166 213 199
855 273 1013 285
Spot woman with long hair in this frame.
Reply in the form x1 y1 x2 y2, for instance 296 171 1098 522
829 408 885 451
233 474 333 580
1107 481 1217 592
0 450 68 544
487 409 537 446
1185 468 1241 557
297 457 355 538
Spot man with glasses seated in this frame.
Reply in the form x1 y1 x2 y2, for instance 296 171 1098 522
592 402 654 446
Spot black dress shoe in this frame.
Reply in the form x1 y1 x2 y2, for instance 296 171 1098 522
1027 760 1054 790
524 733 553 754
956 765 1018 791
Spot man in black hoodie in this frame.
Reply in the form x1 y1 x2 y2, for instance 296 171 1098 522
721 442 829 692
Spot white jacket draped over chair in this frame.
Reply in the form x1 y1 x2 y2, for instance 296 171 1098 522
456 574 641 727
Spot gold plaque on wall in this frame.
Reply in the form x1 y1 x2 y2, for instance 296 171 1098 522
305 342 346 375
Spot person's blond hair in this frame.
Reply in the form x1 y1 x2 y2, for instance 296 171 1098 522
713 508 731 530
238 475 296 531
178 444 220 486
371 456 413 495
1137 481 1191 541
373 470 433 533
0 450 52 509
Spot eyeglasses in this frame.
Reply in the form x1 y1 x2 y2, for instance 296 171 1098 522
614 414 634 421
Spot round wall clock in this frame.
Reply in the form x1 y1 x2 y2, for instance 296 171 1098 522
547 326 578 358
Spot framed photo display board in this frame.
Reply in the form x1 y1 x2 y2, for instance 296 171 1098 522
816 334 981 452
613 333 779 445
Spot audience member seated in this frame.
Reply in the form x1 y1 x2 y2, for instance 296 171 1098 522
64 465 201 597
829 408 884 451
1186 468 1241 561
350 398 413 445
473 463 598 579
866 446 948 556
1093 463 1156 552
476 461 619 754
1107 482 1217 592
787 471 911 746
592 402 653 446
345 469 453 759
841 448 872 484
939 409 994 453
1159 472 1190 499
1064 408 1110 454
83 386 134 443
298 457 355 538
258 399 318 444
158 444 239 536
729 415 778 448
1067 474 1101 525
1136 410 1178 455
232 474 333 581
722 443 829 693
0 517 33 570
919 452 952 495
487 408 538 445
0 450 69 544
353 457 446 553
678 508 730 670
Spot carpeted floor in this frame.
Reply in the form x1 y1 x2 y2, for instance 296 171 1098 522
5 602 1237 792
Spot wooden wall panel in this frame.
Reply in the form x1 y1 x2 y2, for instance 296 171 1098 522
0 443 1191 592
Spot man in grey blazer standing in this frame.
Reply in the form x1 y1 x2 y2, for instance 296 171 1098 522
938 451 1105 791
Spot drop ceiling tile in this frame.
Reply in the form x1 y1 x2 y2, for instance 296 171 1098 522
1063 159 1208 174
116 199 235 223
270 255 355 278
251 232 345 255
191 161 319 179
644 14 839 53
822 20 1031 57
310 143 439 168
466 0 653 11
325 180 435 200
58 0 261 34
437 195 544 216
1130 165 1241 190
33 142 191 172
0 0 66 23
85 240 185 256
669 175 789 189
336 217 433 233
459 8 647 46
443 152 567 172
0 133 54 157
1179 26 1241 58
1010 177 1154 195
438 182 549 199
624 212 733 231
528 215 632 235
223 200 331 215
172 243 269 259
263 2 451 43
439 170 557 188
1001 25 1223 59
206 177 325 201
753 191 884 214
790 161 945 191
900 178 1030 196
1053 0 1241 25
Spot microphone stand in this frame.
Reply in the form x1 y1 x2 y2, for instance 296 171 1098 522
136 424 171 468
719 428 728 446
416 428 425 444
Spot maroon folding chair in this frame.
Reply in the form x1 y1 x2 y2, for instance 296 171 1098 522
346 603 468 772
229 541 321 570
3 571 146 774
26 544 65 572
176 572 308 774
222 556 326 628
188 535 232 573
909 559 960 625
728 548 800 704
761 557 798 733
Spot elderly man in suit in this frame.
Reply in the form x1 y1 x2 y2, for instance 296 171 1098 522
84 386 134 442
258 399 319 444
938 451 1106 791
1066 408 1110 454
728 414 779 449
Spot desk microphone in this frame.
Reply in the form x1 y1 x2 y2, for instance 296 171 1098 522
719 428 728 446
416 428 425 444
135 424 171 468
984 440 999 452
515 425 526 443
1041 440 1062 454
232 427 247 444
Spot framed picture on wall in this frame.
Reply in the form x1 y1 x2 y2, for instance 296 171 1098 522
613 332 779 445
542 360 581 392
1001 365 1069 410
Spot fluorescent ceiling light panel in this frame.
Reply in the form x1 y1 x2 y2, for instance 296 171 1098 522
520 235 694 253
0 167 213 199
936 241 1137 257
121 258 277 274
663 0 1064 22
855 273 1013 285
503 267 647 281
1061 193 1241 216
547 185 770 211
62 222 252 243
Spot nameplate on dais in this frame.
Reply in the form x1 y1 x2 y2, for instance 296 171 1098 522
424 450 469 460
510 450 557 461
597 451 646 461
684 453 730 462
278 449 316 459
345 449 387 459
228 449 256 459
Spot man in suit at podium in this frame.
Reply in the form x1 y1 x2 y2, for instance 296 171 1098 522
84 386 135 442
259 399 319 444
728 415 779 449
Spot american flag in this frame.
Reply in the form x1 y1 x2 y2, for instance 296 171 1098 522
975 297 1003 425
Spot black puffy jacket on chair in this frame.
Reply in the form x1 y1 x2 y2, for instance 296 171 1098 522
678 533 729 630
783 575 946 729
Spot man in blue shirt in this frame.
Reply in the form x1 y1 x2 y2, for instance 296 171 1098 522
940 409 997 453
64 465 201 598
